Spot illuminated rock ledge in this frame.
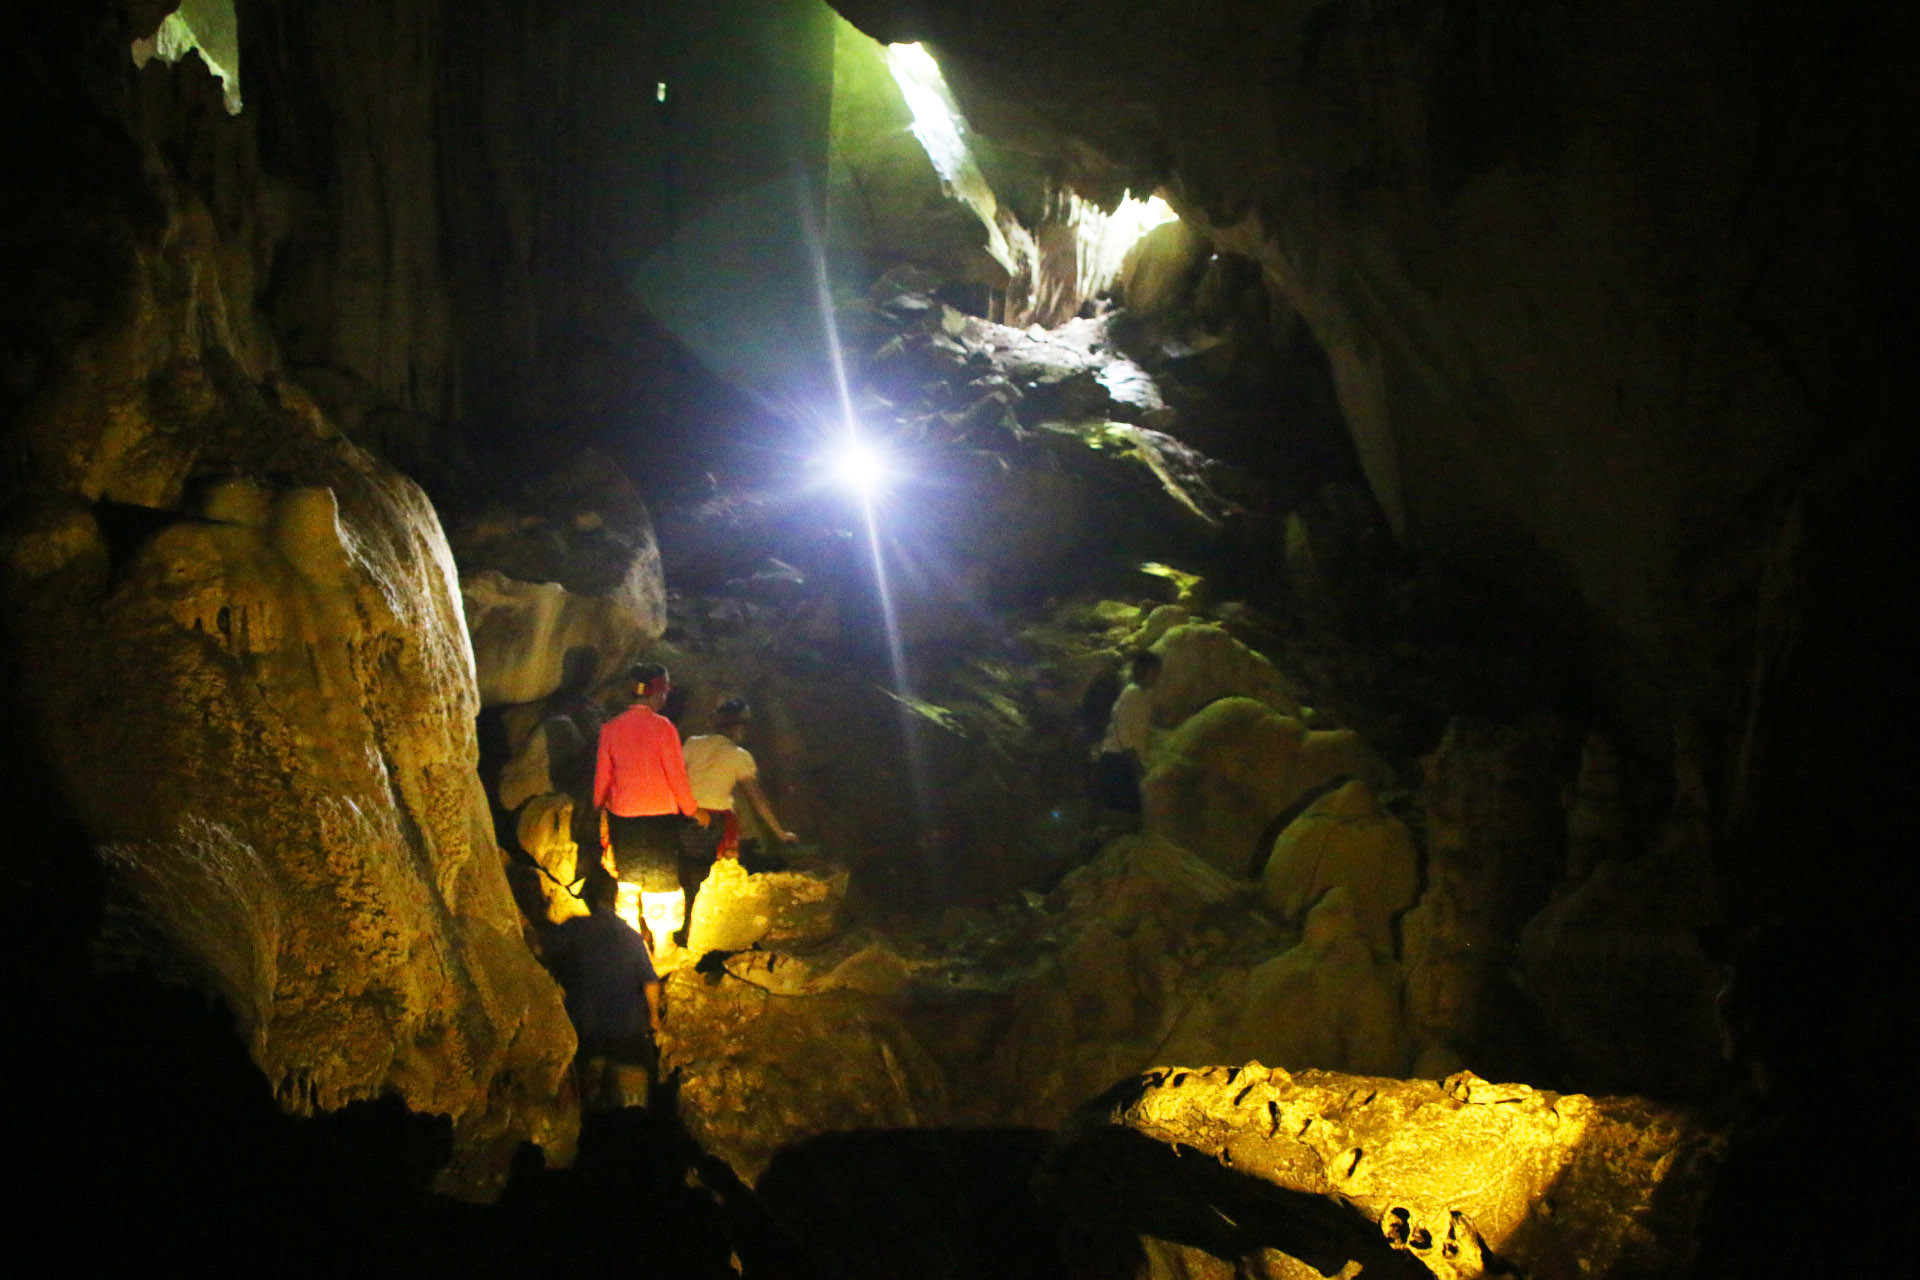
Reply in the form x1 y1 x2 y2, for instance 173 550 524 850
1045 1064 1721 1280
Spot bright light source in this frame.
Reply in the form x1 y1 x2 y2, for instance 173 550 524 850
656 81 667 102
822 433 893 499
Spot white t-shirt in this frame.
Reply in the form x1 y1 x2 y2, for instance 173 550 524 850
1100 683 1153 756
682 734 758 811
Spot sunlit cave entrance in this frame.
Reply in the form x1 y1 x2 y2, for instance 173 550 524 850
4 0 1916 1276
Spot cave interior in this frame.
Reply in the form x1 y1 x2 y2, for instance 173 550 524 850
1 1 1915 1276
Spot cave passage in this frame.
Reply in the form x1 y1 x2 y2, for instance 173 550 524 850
4 1 1916 1277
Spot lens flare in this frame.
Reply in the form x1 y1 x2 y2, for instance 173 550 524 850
823 433 892 498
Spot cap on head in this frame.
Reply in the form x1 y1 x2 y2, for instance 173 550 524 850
627 661 670 696
715 697 751 730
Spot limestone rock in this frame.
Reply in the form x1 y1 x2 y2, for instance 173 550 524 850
1 193 577 1199
1125 602 1190 651
1517 856 1724 1097
1260 780 1418 957
514 793 587 924
1233 890 1411 1077
461 569 651 708
1150 623 1302 727
1047 1064 1722 1280
451 451 666 708
1142 698 1370 878
660 970 948 1184
984 835 1265 1124
1400 718 1564 1059
684 857 851 956
495 703 593 813
1160 888 1411 1080
497 712 557 812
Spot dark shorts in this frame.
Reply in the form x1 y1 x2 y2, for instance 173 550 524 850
607 813 690 892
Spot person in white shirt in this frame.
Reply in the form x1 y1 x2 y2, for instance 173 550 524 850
675 698 799 945
1092 651 1161 815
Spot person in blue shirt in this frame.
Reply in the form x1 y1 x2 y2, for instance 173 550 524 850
542 872 663 1110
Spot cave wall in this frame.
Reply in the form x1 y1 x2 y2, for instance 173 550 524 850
832 0 1918 939
0 4 585 1198
244 0 839 492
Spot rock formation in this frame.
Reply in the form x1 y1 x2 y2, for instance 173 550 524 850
1149 622 1303 727
0 41 576 1195
1047 1064 1722 1280
1260 780 1419 957
452 450 668 708
1142 698 1371 879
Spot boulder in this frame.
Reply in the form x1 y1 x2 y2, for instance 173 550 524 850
1517 853 1724 1098
1142 698 1370 878
984 835 1264 1125
496 706 592 813
1125 602 1190 651
660 970 948 1184
462 569 650 708
684 857 851 956
2 197 578 1199
1150 623 1302 727
1259 779 1419 957
451 451 666 707
1230 889 1411 1077
514 793 587 924
1160 887 1411 1079
1046 1064 1722 1280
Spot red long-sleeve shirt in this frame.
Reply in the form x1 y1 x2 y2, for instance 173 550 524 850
593 704 697 817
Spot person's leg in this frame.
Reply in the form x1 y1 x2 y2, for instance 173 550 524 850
577 1053 610 1111
624 816 689 953
608 1061 650 1110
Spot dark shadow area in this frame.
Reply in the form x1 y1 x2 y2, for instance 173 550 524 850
1041 1113 1435 1280
756 1127 1062 1280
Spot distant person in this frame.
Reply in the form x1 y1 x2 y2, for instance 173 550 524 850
543 873 663 1110
676 699 799 946
594 662 702 948
1092 651 1161 814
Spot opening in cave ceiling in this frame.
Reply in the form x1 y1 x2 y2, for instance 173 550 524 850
132 0 242 114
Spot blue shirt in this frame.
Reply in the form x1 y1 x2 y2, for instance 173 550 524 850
544 910 658 1051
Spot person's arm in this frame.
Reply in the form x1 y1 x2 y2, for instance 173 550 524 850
740 776 798 844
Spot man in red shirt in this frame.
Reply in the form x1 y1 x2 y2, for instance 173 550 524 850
595 663 703 950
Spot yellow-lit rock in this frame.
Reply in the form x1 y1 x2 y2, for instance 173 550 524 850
1157 888 1412 1082
1142 698 1371 878
514 793 588 923
1 194 577 1199
1048 1064 1722 1280
1259 779 1419 957
1149 622 1302 726
685 857 851 956
461 568 648 708
660 967 948 1184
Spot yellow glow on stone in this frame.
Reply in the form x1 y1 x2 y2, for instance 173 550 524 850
615 881 688 956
